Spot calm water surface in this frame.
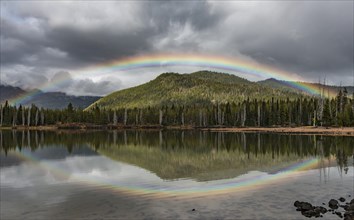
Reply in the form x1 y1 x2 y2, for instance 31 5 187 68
1 130 353 219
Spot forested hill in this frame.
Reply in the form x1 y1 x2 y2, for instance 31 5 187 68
88 71 304 109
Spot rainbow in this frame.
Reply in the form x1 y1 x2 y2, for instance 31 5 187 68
5 53 337 106
8 149 322 198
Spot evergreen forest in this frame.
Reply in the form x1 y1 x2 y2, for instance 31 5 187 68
1 88 353 127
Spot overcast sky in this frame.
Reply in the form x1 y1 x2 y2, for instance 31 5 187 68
1 1 353 96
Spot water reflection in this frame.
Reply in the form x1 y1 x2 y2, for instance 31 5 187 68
1 130 353 181
1 130 353 220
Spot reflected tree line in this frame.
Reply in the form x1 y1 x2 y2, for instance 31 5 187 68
1 130 352 180
1 130 353 161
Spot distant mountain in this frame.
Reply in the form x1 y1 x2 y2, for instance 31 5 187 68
20 92 101 109
88 71 305 109
0 85 101 109
258 78 354 97
0 85 27 103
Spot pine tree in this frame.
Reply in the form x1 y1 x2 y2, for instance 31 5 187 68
124 108 128 125
322 99 331 126
35 109 39 126
12 108 17 127
241 102 246 127
22 108 25 125
40 110 45 125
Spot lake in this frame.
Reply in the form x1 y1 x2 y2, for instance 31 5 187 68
1 130 353 219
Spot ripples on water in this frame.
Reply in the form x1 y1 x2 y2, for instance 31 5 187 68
1 130 353 219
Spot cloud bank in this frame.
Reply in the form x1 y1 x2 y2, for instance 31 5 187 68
1 1 353 95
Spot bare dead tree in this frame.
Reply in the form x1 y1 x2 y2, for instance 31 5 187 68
257 104 261 127
113 111 117 125
317 77 324 126
124 109 127 126
241 103 246 127
27 109 31 126
159 109 163 126
0 105 3 127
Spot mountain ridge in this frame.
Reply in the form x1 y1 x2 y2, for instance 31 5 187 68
0 85 101 109
3 71 352 110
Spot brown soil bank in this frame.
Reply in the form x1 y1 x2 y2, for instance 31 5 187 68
202 126 354 136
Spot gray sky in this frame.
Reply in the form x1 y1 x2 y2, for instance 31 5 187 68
1 1 353 96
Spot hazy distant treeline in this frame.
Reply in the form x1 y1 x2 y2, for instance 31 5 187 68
1 89 353 127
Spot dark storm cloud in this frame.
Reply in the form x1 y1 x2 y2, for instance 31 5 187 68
0 18 43 64
36 1 223 63
46 26 154 63
0 2 149 67
0 1 353 95
230 1 353 76
146 1 223 32
1 1 225 66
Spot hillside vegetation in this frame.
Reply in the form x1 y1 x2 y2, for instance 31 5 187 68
88 71 303 109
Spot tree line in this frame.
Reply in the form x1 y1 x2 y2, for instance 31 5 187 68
1 88 353 127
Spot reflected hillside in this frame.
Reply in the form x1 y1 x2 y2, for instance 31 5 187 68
97 131 354 181
1 130 353 181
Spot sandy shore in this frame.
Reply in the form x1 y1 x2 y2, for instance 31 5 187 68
202 126 354 136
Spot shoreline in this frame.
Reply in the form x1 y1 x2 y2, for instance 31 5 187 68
1 125 354 136
202 126 354 136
